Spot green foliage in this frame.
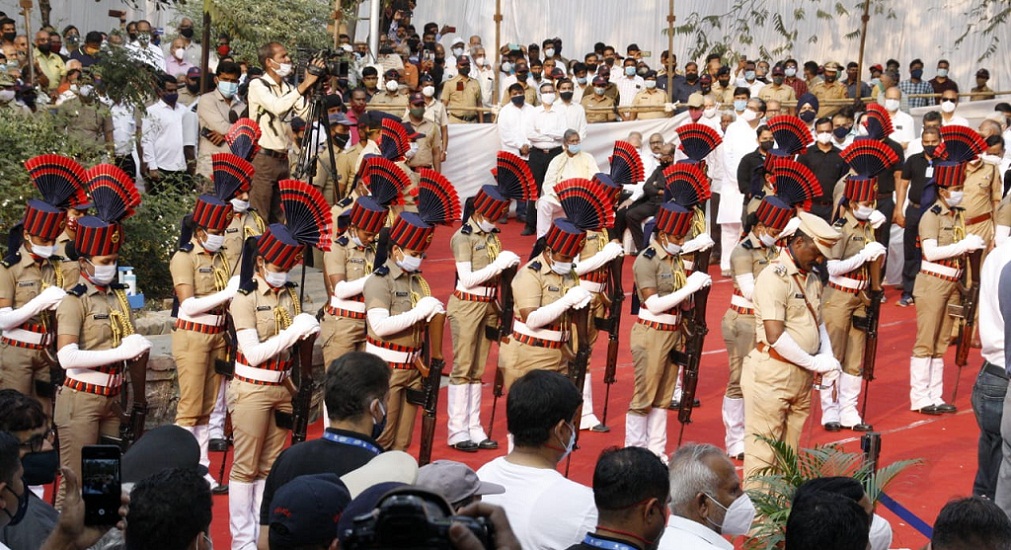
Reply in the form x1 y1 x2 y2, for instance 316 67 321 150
91 43 159 112
121 189 194 302
954 0 1011 62
743 435 921 550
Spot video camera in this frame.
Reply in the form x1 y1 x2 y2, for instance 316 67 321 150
296 47 350 80
343 488 494 549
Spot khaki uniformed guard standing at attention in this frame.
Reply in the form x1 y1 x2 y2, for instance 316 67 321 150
910 159 987 415
721 195 793 460
170 194 237 490
443 56 483 124
446 158 535 452
54 165 151 506
227 180 330 549
364 176 460 451
741 212 842 486
625 167 713 458
944 125 999 244
819 139 897 432
498 218 591 389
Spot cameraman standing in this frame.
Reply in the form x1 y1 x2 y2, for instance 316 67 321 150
247 42 324 223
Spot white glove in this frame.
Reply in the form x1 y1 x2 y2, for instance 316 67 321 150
961 233 986 252
494 251 521 269
563 286 592 309
810 353 842 374
602 241 625 259
425 298 446 321
684 271 713 294
624 183 645 203
681 233 715 254
868 209 886 229
491 104 501 115
289 313 321 339
32 285 67 311
663 102 678 113
121 333 152 359
819 366 841 386
225 275 241 295
780 216 801 239
860 241 887 262
414 296 442 319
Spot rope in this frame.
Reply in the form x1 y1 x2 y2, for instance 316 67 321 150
672 254 688 290
109 289 135 347
953 210 966 242
486 233 501 261
692 207 706 239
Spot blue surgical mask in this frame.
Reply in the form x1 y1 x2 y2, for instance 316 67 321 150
784 67 797 77
936 68 948 78
745 70 756 80
625 66 636 76
263 268 288 288
557 422 575 460
733 99 747 112
567 144 581 154
576 76 587 85
371 401 387 440
217 80 238 98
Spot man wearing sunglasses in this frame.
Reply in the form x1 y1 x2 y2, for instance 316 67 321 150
939 90 969 127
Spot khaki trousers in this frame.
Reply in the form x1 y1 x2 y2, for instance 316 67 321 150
720 310 755 399
628 323 681 414
227 379 291 482
250 155 288 224
172 328 226 426
447 296 497 385
499 338 565 392
741 350 813 487
54 386 121 508
912 273 960 358
822 288 867 376
0 341 53 411
377 368 422 451
320 314 366 372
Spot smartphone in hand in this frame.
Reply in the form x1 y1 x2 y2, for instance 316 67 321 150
82 445 122 526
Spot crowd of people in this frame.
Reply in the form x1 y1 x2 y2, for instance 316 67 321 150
5 2 1011 549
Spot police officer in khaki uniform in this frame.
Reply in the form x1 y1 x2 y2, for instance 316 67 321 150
721 195 792 460
498 218 591 390
629 71 669 121
443 56 483 124
819 140 895 432
910 161 987 414
24 154 89 290
227 181 328 548
809 61 847 118
369 69 409 114
957 130 1001 243
54 165 151 507
742 211 842 485
581 76 617 124
626 200 711 458
169 195 236 488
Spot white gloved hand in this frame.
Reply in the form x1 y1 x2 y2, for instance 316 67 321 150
860 241 887 262
225 275 241 295
602 241 625 259
780 216 801 239
681 233 716 254
491 104 501 115
684 271 713 293
962 233 986 252
664 102 678 113
819 366 841 386
809 353 842 374
121 333 152 359
868 209 887 229
289 313 321 338
414 296 441 319
32 285 67 310
425 298 446 321
563 286 592 308
624 183 645 203
495 251 521 269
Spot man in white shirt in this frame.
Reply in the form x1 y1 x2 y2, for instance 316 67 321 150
556 78 587 140
162 17 202 68
472 46 496 117
126 20 165 71
247 41 321 222
536 129 600 237
615 57 645 120
477 370 597 550
497 83 533 157
939 89 970 127
907 111 943 157
884 86 915 149
736 59 765 97
523 81 568 235
658 443 754 550
142 75 197 195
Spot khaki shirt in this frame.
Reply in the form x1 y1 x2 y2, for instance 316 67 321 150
57 98 112 151
422 98 449 127
196 89 246 177
730 235 777 288
997 194 1011 228
363 260 431 348
757 84 797 104
513 253 579 318
0 246 64 327
963 160 1001 240
222 211 265 277
451 225 500 276
920 200 965 249
631 89 669 120
405 118 441 169
829 213 874 265
230 276 302 345
810 81 848 117
581 94 617 123
169 238 230 299
753 249 822 353
323 235 375 286
248 75 309 153
713 83 735 106
443 75 483 122
499 85 539 108
578 230 610 284
336 142 366 199
632 241 685 305
368 91 409 114
57 279 136 352
54 233 81 289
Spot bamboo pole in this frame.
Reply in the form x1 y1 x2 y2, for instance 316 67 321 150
854 0 871 99
199 0 211 94
494 0 501 110
666 0 674 98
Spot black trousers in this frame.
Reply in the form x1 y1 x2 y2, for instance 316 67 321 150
615 200 660 253
114 154 137 181
524 146 563 231
902 203 923 298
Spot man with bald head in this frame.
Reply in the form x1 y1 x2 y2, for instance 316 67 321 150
883 87 915 149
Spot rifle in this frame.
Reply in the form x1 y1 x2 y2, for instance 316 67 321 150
565 306 592 477
594 256 624 428
288 333 318 445
409 312 446 466
675 245 712 447
852 256 883 431
484 265 516 439
103 351 150 452
952 248 983 402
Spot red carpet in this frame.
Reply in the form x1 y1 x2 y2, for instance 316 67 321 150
204 220 981 548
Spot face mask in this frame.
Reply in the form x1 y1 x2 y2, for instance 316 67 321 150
371 401 387 440
799 110 816 123
824 73 837 82
785 67 797 77
263 267 288 288
202 233 224 252
0 90 15 103
567 144 581 154
625 66 636 76
66 217 79 233
31 243 55 258
476 218 496 233
162 92 178 106
663 240 682 255
385 80 399 92
23 450 59 486
690 109 703 122
454 65 470 77
180 27 194 39
604 57 615 67
940 100 956 113
910 68 923 79
637 67 649 76
396 252 423 272
981 153 1001 165
67 35 80 46
772 76 784 85
543 48 555 58
556 422 575 460
945 190 964 207
415 86 433 99
501 61 513 73
2 32 16 42
576 76 587 85
452 47 464 57
593 86 605 96
186 82 200 94
88 261 118 285
644 80 657 89
853 205 874 220
550 255 572 275
705 493 756 536
833 126 850 140
474 56 485 66
409 107 425 119
759 233 777 247
586 64 598 72
80 84 94 98
733 99 747 112
559 91 573 102
923 145 937 158
541 92 556 105
745 70 756 81
3 483 28 526
816 132 832 144
742 109 759 122
936 68 948 78
37 43 50 54
686 72 698 82
174 47 185 60
759 140 774 151
217 45 230 57
137 33 150 45
510 95 525 107
703 107 717 119
884 98 900 112
230 198 249 212
531 71 542 81
274 61 292 78
218 80 238 98
516 72 529 81
350 232 365 248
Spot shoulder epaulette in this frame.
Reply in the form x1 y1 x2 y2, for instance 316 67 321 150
1 254 18 268
335 235 349 247
528 261 542 271
642 247 657 259
111 283 127 290
930 205 942 214
238 279 257 294
374 265 390 276
68 283 86 297
773 263 788 276
50 254 67 262
741 240 755 250
461 223 473 235
285 281 298 289
178 242 195 252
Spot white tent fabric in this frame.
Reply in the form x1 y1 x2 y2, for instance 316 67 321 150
0 0 177 38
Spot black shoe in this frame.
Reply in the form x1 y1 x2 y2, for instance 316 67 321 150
477 439 499 450
209 438 229 452
824 422 843 432
846 422 873 432
916 405 942 415
935 403 957 413
589 424 611 433
450 441 479 453
668 399 701 410
212 484 229 495
519 227 535 236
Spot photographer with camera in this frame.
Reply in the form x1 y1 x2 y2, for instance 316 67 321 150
476 370 597 549
247 41 325 223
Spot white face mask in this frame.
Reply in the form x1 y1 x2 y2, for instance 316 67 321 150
853 204 874 220
981 153 1002 165
816 132 832 144
945 190 964 207
884 98 901 112
550 255 572 275
263 267 288 288
350 232 365 248
0 90 14 103
202 233 224 252
543 48 555 58
475 56 485 66
397 252 423 272
476 218 496 233
556 422 575 460
422 85 435 98
31 243 56 258
230 198 249 212
741 109 758 122
663 239 682 255
784 67 797 77
644 80 657 89
868 514 892 550
705 493 756 536
88 261 118 285
385 80 399 92
541 92 556 105
759 233 777 247
941 100 957 113
703 107 717 119
273 61 292 78
452 47 464 57
173 47 185 60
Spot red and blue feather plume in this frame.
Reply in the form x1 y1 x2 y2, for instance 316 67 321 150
556 178 616 231
279 179 333 252
417 169 462 225
23 154 88 209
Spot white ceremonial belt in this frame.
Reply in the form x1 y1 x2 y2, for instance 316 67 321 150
512 320 565 342
177 310 224 326
580 280 606 293
454 284 496 297
920 261 961 278
730 294 755 309
329 296 366 313
234 363 290 384
2 328 45 345
637 308 681 326
364 343 421 364
828 275 867 290
66 369 122 388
